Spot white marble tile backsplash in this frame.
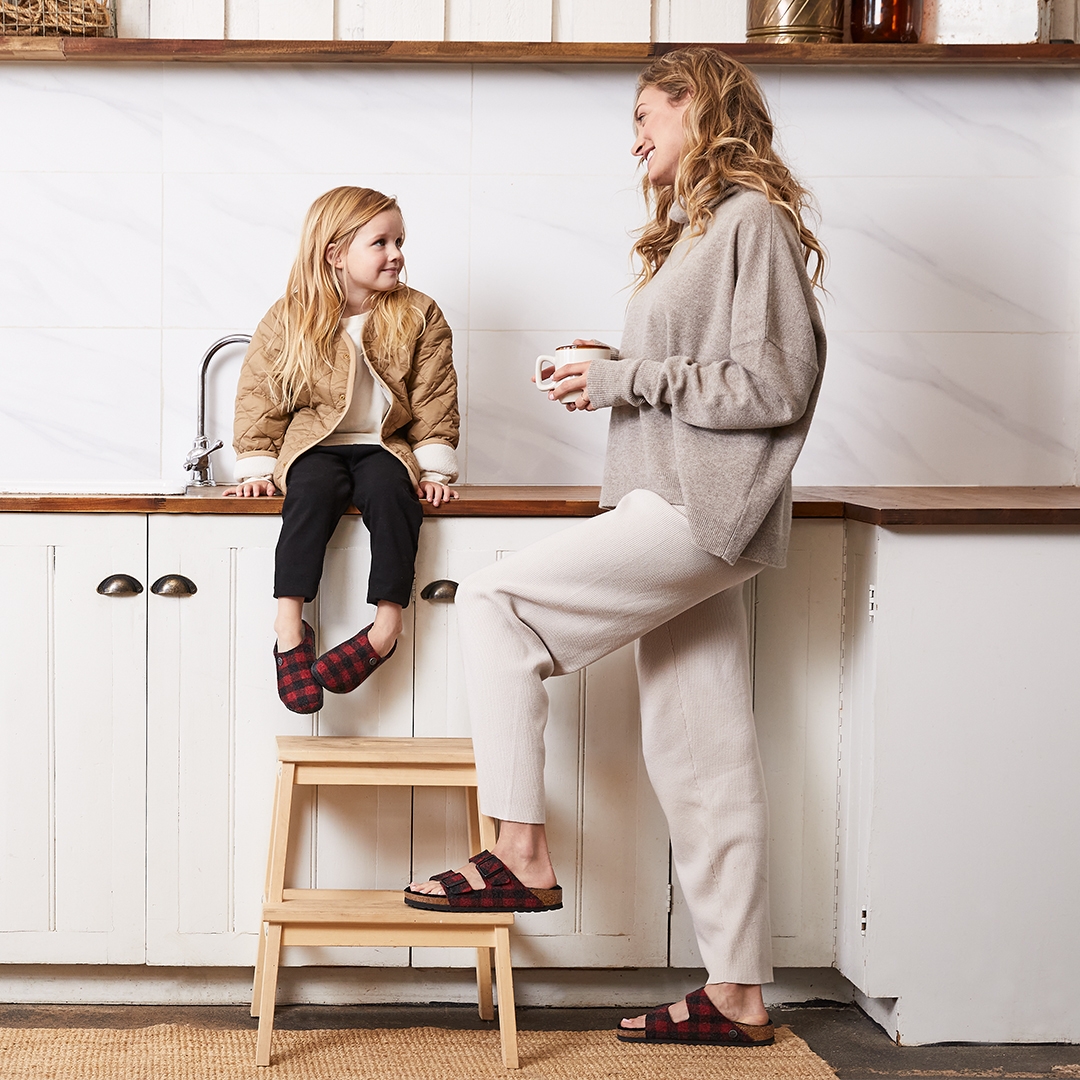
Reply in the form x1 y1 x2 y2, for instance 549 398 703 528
1 63 1077 492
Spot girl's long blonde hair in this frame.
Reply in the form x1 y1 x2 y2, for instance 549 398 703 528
632 48 825 291
272 186 424 410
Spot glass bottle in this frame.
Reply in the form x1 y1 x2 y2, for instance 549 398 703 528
850 0 923 43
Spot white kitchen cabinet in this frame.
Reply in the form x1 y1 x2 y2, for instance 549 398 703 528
1 507 846 981
0 514 146 963
837 523 1080 1044
669 518 844 972
410 517 671 970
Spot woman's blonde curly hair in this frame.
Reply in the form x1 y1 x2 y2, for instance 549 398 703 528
272 186 424 411
632 48 825 292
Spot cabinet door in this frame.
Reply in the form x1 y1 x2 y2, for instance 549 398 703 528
146 514 412 967
0 514 146 963
668 519 844 970
411 516 670 969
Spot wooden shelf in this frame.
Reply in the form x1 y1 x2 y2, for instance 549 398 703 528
3 38 1080 66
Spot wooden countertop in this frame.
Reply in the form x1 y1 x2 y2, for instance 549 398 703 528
5 486 1080 524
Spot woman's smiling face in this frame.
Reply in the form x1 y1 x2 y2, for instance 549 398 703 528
632 84 691 187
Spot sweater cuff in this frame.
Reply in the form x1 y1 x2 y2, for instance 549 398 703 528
585 357 633 410
414 442 459 484
234 454 278 483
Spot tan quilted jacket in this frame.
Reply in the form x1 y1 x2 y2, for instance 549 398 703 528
232 288 459 494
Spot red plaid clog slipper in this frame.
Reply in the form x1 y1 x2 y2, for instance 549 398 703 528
274 620 323 715
617 988 774 1046
403 850 563 913
311 623 397 694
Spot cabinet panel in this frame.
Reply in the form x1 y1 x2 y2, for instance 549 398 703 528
0 514 146 963
411 517 670 969
670 520 844 970
146 514 412 967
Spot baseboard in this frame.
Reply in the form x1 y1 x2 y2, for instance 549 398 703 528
0 965 855 1008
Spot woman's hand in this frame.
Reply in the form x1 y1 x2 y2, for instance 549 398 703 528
548 359 594 412
418 482 458 508
222 479 276 497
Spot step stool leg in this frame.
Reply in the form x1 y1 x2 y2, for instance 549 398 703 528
255 923 283 1067
479 812 497 852
475 947 494 1021
465 787 482 855
493 925 519 1069
251 919 267 1017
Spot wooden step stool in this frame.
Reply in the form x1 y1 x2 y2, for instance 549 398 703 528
251 736 519 1069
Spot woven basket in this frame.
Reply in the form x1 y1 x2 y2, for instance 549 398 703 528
0 0 114 36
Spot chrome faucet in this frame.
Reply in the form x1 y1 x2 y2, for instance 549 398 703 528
184 334 251 487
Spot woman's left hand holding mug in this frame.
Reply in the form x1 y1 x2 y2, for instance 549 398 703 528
549 360 592 411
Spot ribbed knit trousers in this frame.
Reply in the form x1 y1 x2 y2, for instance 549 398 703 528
455 488 773 985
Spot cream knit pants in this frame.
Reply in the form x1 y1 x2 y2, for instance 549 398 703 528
455 488 773 985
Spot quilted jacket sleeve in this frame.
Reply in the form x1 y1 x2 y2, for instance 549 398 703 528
232 307 293 478
404 299 460 451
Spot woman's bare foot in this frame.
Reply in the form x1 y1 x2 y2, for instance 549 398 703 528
619 983 770 1030
409 821 557 894
367 600 403 658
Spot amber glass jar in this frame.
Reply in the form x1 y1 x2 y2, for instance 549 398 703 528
850 0 922 42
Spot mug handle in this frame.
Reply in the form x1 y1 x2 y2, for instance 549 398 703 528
535 355 558 390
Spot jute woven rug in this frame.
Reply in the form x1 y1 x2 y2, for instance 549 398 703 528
0 1023 837 1079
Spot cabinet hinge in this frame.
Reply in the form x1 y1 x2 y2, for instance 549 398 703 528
860 907 868 935
868 585 877 623
666 884 673 913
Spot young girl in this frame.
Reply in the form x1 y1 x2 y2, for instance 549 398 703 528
225 186 459 714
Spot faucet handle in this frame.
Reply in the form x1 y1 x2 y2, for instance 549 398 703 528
184 439 223 470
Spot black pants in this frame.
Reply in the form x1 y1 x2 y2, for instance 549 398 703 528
274 444 422 608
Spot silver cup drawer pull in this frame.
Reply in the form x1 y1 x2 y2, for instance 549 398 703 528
420 579 458 602
150 574 198 597
96 574 144 597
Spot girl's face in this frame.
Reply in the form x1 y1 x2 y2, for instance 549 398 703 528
328 208 405 314
632 84 691 187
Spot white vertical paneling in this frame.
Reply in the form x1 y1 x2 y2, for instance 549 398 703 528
670 521 844 970
0 515 146 963
411 517 670 969
337 0 447 39
116 0 151 36
445 0 552 41
653 0 745 42
224 0 334 39
0 546 52 933
149 0 224 38
553 0 651 41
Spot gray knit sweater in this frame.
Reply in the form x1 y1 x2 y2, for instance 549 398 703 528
586 186 826 568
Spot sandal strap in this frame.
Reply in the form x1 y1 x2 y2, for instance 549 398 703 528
685 987 720 1019
468 850 516 888
431 869 472 895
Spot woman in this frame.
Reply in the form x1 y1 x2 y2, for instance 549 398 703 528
406 47 826 1047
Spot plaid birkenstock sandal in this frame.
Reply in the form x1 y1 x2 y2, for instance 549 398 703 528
274 620 323 715
403 850 563 913
311 623 397 694
616 988 775 1046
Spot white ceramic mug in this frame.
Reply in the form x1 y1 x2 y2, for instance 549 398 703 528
535 344 611 404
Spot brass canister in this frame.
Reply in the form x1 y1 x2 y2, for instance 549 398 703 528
746 0 843 42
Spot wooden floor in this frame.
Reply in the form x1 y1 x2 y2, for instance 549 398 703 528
0 1003 1076 1079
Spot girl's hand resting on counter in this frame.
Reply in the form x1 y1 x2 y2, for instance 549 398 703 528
223 479 276 497
419 482 458 508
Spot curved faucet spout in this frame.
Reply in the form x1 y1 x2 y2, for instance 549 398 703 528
186 333 252 487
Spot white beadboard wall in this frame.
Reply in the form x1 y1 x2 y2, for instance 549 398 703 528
118 0 1048 44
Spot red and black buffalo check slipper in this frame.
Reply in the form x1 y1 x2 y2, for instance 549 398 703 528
274 620 322 714
403 850 563 912
616 987 775 1045
311 623 396 695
